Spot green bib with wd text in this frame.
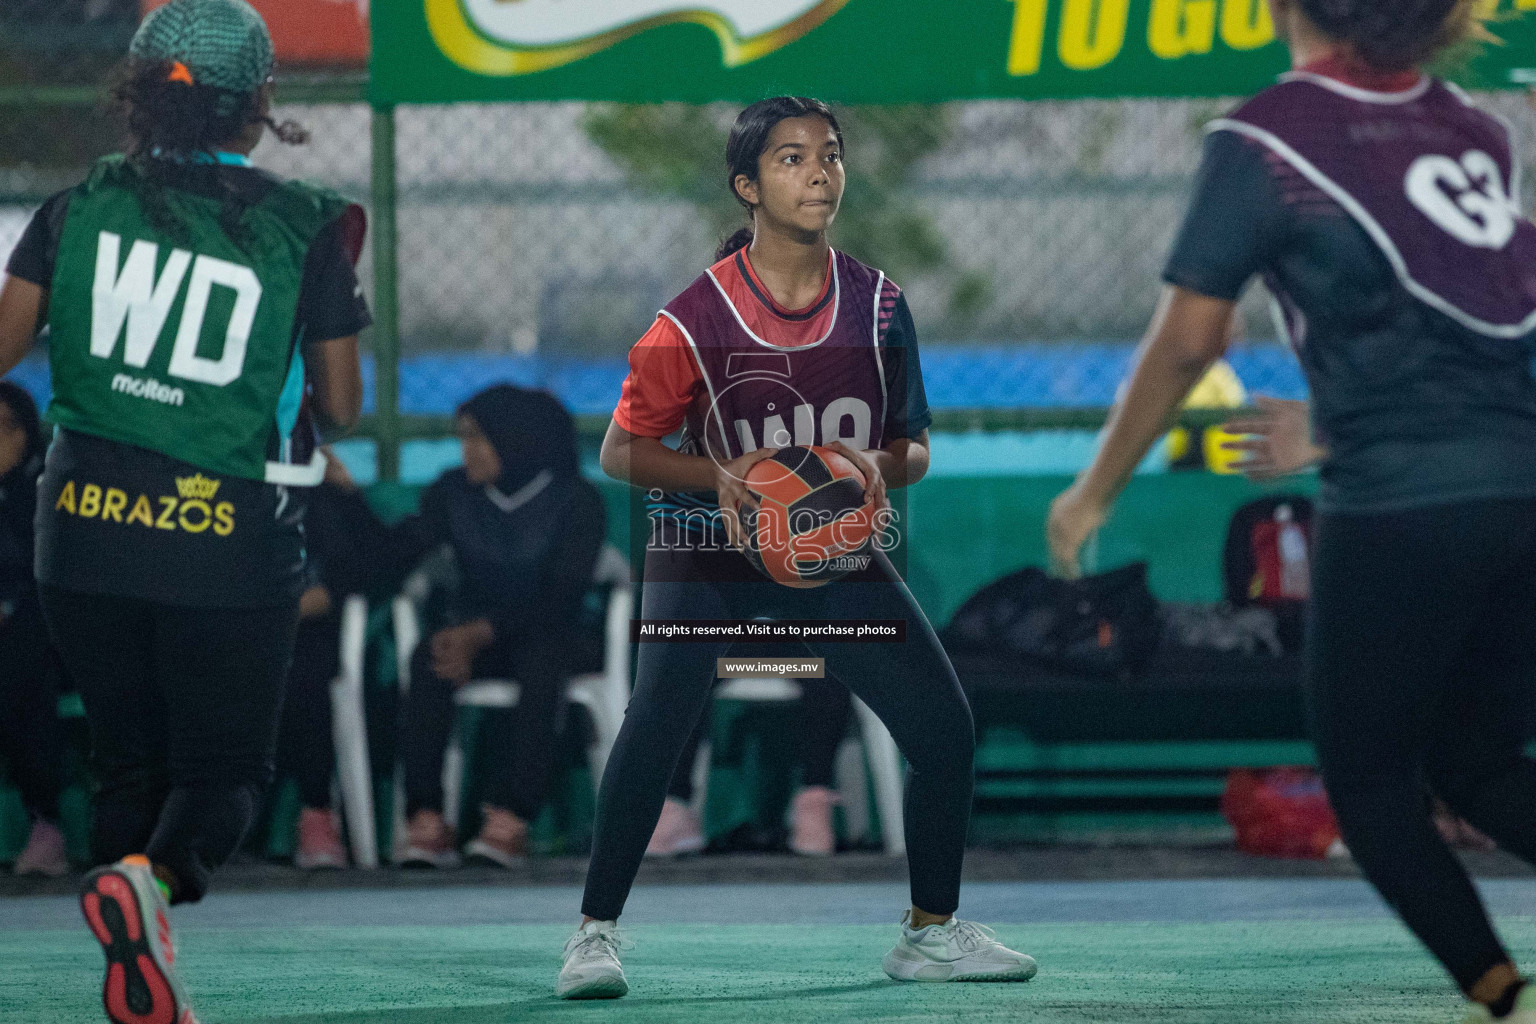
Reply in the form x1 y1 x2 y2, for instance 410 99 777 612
46 157 348 481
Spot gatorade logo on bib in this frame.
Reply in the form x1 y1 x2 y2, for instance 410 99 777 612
91 230 263 389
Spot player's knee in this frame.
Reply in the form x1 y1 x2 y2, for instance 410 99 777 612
1426 754 1519 810
900 701 975 775
616 702 698 757
1311 738 1393 792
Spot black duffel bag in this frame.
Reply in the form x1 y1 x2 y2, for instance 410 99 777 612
941 562 1160 678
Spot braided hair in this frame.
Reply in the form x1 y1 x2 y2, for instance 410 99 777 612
1296 0 1489 71
108 57 308 251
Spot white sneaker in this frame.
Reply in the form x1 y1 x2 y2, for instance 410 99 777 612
556 920 629 999
80 855 200 1023
1462 983 1536 1023
882 912 1038 983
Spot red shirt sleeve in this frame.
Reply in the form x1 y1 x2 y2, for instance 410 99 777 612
612 315 703 437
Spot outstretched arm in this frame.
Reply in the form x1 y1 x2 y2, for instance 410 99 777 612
1046 285 1236 578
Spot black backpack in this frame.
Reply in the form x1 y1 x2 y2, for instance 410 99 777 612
941 562 1160 678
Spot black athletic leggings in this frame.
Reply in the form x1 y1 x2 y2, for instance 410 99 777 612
0 600 65 824
275 615 342 811
39 585 299 904
401 628 570 823
1308 497 1536 994
581 543 974 922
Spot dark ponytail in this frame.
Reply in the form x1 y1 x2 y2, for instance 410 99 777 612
714 228 756 262
718 96 844 261
1297 0 1489 71
108 57 309 249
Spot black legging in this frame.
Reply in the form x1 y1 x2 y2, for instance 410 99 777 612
666 676 852 802
0 600 65 824
38 585 298 904
400 627 570 823
581 544 974 922
275 615 342 810
1308 497 1536 994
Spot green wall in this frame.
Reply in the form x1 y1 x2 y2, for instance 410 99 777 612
370 471 1319 628
902 472 1318 625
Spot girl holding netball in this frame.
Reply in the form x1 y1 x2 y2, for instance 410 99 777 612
1049 1 1536 1020
556 96 1036 998
0 1 366 1020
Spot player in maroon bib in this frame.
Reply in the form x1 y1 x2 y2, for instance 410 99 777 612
662 245 888 466
1049 2 1536 1020
555 97 1037 999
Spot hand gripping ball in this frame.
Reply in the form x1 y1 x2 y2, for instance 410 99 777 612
738 446 877 588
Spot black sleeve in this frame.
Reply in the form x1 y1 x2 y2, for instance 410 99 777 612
308 486 394 596
5 189 74 287
880 294 933 441
296 214 371 345
1162 130 1288 301
386 475 453 582
498 480 607 642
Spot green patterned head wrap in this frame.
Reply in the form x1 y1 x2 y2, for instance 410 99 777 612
130 0 275 101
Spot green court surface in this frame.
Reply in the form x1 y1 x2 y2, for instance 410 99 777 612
3 880 1531 1024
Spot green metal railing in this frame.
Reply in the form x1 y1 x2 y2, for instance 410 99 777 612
368 103 401 480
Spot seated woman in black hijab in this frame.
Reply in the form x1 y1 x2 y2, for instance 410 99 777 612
393 384 606 867
0 381 68 876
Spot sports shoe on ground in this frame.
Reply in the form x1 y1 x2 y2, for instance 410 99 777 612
1462 983 1536 1023
789 786 838 857
882 911 1038 983
13 818 68 877
463 805 528 868
645 798 704 858
293 808 348 871
398 809 460 869
556 919 629 999
80 855 199 1024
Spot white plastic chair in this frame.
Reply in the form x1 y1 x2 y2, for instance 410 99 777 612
331 594 378 867
390 544 633 851
704 672 907 856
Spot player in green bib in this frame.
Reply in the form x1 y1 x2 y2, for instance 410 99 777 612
0 2 367 1021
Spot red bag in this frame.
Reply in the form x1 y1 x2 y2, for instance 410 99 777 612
1221 767 1340 860
1223 496 1314 606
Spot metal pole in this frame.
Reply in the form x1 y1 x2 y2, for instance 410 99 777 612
369 104 402 482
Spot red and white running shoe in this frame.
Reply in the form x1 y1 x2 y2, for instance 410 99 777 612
79 855 197 1024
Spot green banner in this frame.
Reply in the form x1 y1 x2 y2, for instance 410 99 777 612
371 0 1536 105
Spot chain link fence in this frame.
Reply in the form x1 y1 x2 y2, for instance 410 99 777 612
5 5 1536 459
94 94 1536 419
